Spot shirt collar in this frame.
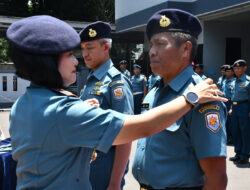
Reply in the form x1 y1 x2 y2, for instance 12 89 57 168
88 59 112 81
168 65 194 92
238 74 246 81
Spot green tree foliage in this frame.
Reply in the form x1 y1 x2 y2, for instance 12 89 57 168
0 38 11 63
0 0 114 23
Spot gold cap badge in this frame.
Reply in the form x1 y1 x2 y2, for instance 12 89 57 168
89 28 97 37
159 15 171 27
237 63 240 66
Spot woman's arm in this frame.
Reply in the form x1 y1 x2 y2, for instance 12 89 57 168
113 78 227 145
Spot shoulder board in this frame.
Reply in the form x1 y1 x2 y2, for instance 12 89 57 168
109 80 124 87
51 88 78 97
108 66 120 78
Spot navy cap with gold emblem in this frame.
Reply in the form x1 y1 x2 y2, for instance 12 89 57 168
233 59 247 67
79 21 111 42
146 9 202 41
133 64 141 69
224 65 233 71
119 60 127 65
193 64 203 69
7 15 80 54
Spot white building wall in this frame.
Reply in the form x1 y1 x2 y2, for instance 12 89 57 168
0 72 30 103
203 21 250 80
115 0 196 20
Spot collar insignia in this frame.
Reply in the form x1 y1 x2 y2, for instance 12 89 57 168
93 86 100 91
95 81 104 86
89 28 97 37
159 15 171 27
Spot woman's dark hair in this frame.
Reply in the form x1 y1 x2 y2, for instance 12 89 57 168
10 44 63 88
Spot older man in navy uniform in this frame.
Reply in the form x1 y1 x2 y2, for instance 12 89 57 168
132 9 227 190
119 60 131 79
229 59 250 165
79 21 134 189
131 64 148 114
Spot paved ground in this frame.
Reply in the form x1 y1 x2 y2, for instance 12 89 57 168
1 111 250 189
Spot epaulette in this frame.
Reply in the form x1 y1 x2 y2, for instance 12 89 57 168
109 80 124 87
51 88 78 97
108 66 120 78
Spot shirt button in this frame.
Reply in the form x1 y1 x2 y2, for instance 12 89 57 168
137 167 141 170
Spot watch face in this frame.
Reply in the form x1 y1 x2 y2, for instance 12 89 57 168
187 92 199 104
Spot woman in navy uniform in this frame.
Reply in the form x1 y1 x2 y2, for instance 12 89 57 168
7 15 226 190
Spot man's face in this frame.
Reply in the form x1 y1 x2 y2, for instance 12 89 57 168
194 67 203 75
133 68 141 76
233 66 246 78
225 70 234 79
81 40 106 71
221 70 226 76
120 64 126 71
148 32 183 79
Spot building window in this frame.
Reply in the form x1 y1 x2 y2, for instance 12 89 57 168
2 76 7 91
13 76 17 91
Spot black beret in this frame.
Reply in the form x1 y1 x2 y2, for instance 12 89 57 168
146 9 202 41
193 64 203 69
224 65 233 71
133 64 141 69
233 59 247 67
7 15 80 54
79 21 111 42
119 60 127 65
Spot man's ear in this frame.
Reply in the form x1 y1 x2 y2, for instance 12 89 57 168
103 43 110 52
182 41 192 58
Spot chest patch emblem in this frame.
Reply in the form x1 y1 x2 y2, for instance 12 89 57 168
205 112 221 133
113 87 125 101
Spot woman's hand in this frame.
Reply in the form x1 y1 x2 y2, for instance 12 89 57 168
188 78 228 104
83 98 100 107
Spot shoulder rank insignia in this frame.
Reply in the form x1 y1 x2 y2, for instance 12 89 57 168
95 81 104 86
205 112 221 133
159 15 171 28
93 86 100 91
51 88 78 97
109 81 124 87
89 28 97 37
113 87 125 101
89 91 101 96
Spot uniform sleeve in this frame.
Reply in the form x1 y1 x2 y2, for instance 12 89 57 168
188 102 227 160
110 78 134 114
55 98 125 153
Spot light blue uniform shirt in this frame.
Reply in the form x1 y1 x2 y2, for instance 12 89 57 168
121 69 131 80
132 66 227 189
148 74 161 91
9 84 125 190
231 74 250 102
131 74 148 93
217 76 226 91
222 77 234 99
80 59 134 114
199 73 207 80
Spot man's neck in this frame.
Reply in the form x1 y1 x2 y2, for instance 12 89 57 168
163 64 189 85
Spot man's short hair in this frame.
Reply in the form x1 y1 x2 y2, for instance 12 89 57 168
99 38 112 49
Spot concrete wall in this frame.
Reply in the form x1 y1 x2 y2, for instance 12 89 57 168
0 72 30 103
203 21 250 80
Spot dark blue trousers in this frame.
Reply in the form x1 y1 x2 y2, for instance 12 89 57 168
231 103 250 159
224 100 233 143
90 147 127 190
134 94 143 114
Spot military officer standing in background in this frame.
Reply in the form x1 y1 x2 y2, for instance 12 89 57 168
119 60 131 79
148 73 161 91
79 21 134 190
217 65 227 91
193 64 207 80
131 64 148 114
222 65 234 144
132 9 227 190
229 59 250 165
